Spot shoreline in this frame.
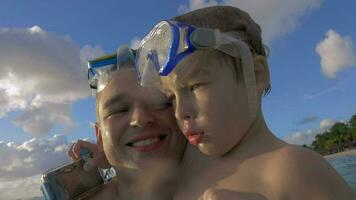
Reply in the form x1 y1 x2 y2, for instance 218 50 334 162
324 148 356 160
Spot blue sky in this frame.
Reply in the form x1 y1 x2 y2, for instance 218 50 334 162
0 0 355 199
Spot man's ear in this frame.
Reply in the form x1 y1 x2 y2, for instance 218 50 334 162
253 55 270 95
95 123 104 152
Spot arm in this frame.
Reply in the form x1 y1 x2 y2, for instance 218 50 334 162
68 140 118 200
268 146 355 200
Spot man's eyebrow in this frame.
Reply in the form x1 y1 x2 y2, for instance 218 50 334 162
102 94 125 109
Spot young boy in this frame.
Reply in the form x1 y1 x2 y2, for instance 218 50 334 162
135 6 355 200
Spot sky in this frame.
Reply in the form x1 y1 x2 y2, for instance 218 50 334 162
0 0 355 199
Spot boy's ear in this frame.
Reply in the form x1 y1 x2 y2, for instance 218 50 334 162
253 55 270 95
95 123 104 151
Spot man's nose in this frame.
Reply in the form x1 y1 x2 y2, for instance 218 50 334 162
129 105 155 128
174 96 195 122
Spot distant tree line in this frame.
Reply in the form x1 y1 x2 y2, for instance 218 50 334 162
302 114 356 155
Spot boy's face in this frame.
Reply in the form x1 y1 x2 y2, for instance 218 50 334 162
161 50 253 156
97 69 186 169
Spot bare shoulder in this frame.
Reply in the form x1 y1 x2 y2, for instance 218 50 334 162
264 145 354 200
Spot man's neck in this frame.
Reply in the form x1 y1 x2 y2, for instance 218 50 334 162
113 166 177 200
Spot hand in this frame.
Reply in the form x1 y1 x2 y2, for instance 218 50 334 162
68 140 110 171
199 189 267 200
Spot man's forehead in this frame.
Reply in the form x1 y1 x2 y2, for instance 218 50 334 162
103 69 137 90
99 78 166 107
97 69 137 100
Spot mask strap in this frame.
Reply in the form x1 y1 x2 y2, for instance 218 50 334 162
215 32 258 121
238 40 258 121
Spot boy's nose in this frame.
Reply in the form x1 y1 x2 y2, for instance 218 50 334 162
174 97 195 122
129 105 155 128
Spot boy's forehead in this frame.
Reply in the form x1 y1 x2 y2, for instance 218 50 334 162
169 51 219 83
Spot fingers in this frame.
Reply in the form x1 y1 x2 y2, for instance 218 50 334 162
67 140 97 161
92 151 109 168
84 151 110 171
67 140 111 171
83 158 97 171
67 143 77 161
73 140 98 159
202 189 220 200
201 189 268 200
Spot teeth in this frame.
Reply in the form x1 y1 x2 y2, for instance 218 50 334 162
132 138 159 147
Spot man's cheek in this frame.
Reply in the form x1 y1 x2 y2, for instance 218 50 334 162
157 111 176 125
104 120 125 138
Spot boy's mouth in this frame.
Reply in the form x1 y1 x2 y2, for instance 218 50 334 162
126 134 168 152
184 131 204 145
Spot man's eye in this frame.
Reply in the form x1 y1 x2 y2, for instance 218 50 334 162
105 108 129 118
115 108 130 114
155 102 173 110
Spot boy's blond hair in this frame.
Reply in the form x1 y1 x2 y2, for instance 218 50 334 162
172 6 271 95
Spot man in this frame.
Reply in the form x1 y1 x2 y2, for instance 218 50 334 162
69 46 187 200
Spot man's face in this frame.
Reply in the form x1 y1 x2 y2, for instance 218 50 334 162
161 50 253 156
97 69 186 170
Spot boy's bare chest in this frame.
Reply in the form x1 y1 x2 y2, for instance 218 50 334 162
175 158 267 200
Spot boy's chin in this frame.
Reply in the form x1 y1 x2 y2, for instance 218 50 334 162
198 143 230 157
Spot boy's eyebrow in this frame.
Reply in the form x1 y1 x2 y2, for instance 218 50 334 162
179 66 212 83
102 94 125 109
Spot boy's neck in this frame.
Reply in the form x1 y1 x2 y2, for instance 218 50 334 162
224 112 286 160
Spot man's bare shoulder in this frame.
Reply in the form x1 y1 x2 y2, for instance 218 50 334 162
263 145 354 200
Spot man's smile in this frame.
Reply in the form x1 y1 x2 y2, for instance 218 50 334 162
126 133 168 152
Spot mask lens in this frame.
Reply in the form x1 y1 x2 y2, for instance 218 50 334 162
87 46 136 92
88 68 98 89
94 63 116 92
136 21 173 84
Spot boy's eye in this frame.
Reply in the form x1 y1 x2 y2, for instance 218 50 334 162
189 83 202 92
166 93 176 102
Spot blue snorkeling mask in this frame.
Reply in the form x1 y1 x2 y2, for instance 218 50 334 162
87 45 136 92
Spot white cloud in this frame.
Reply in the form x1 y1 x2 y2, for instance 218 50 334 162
13 103 75 136
177 0 322 43
178 0 218 14
303 85 339 100
320 119 336 132
130 36 141 50
0 26 104 136
316 29 356 79
297 115 318 125
0 135 96 199
285 118 337 145
0 134 71 181
80 44 105 64
285 129 318 146
0 175 43 200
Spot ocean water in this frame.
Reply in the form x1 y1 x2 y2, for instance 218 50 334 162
327 155 356 194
